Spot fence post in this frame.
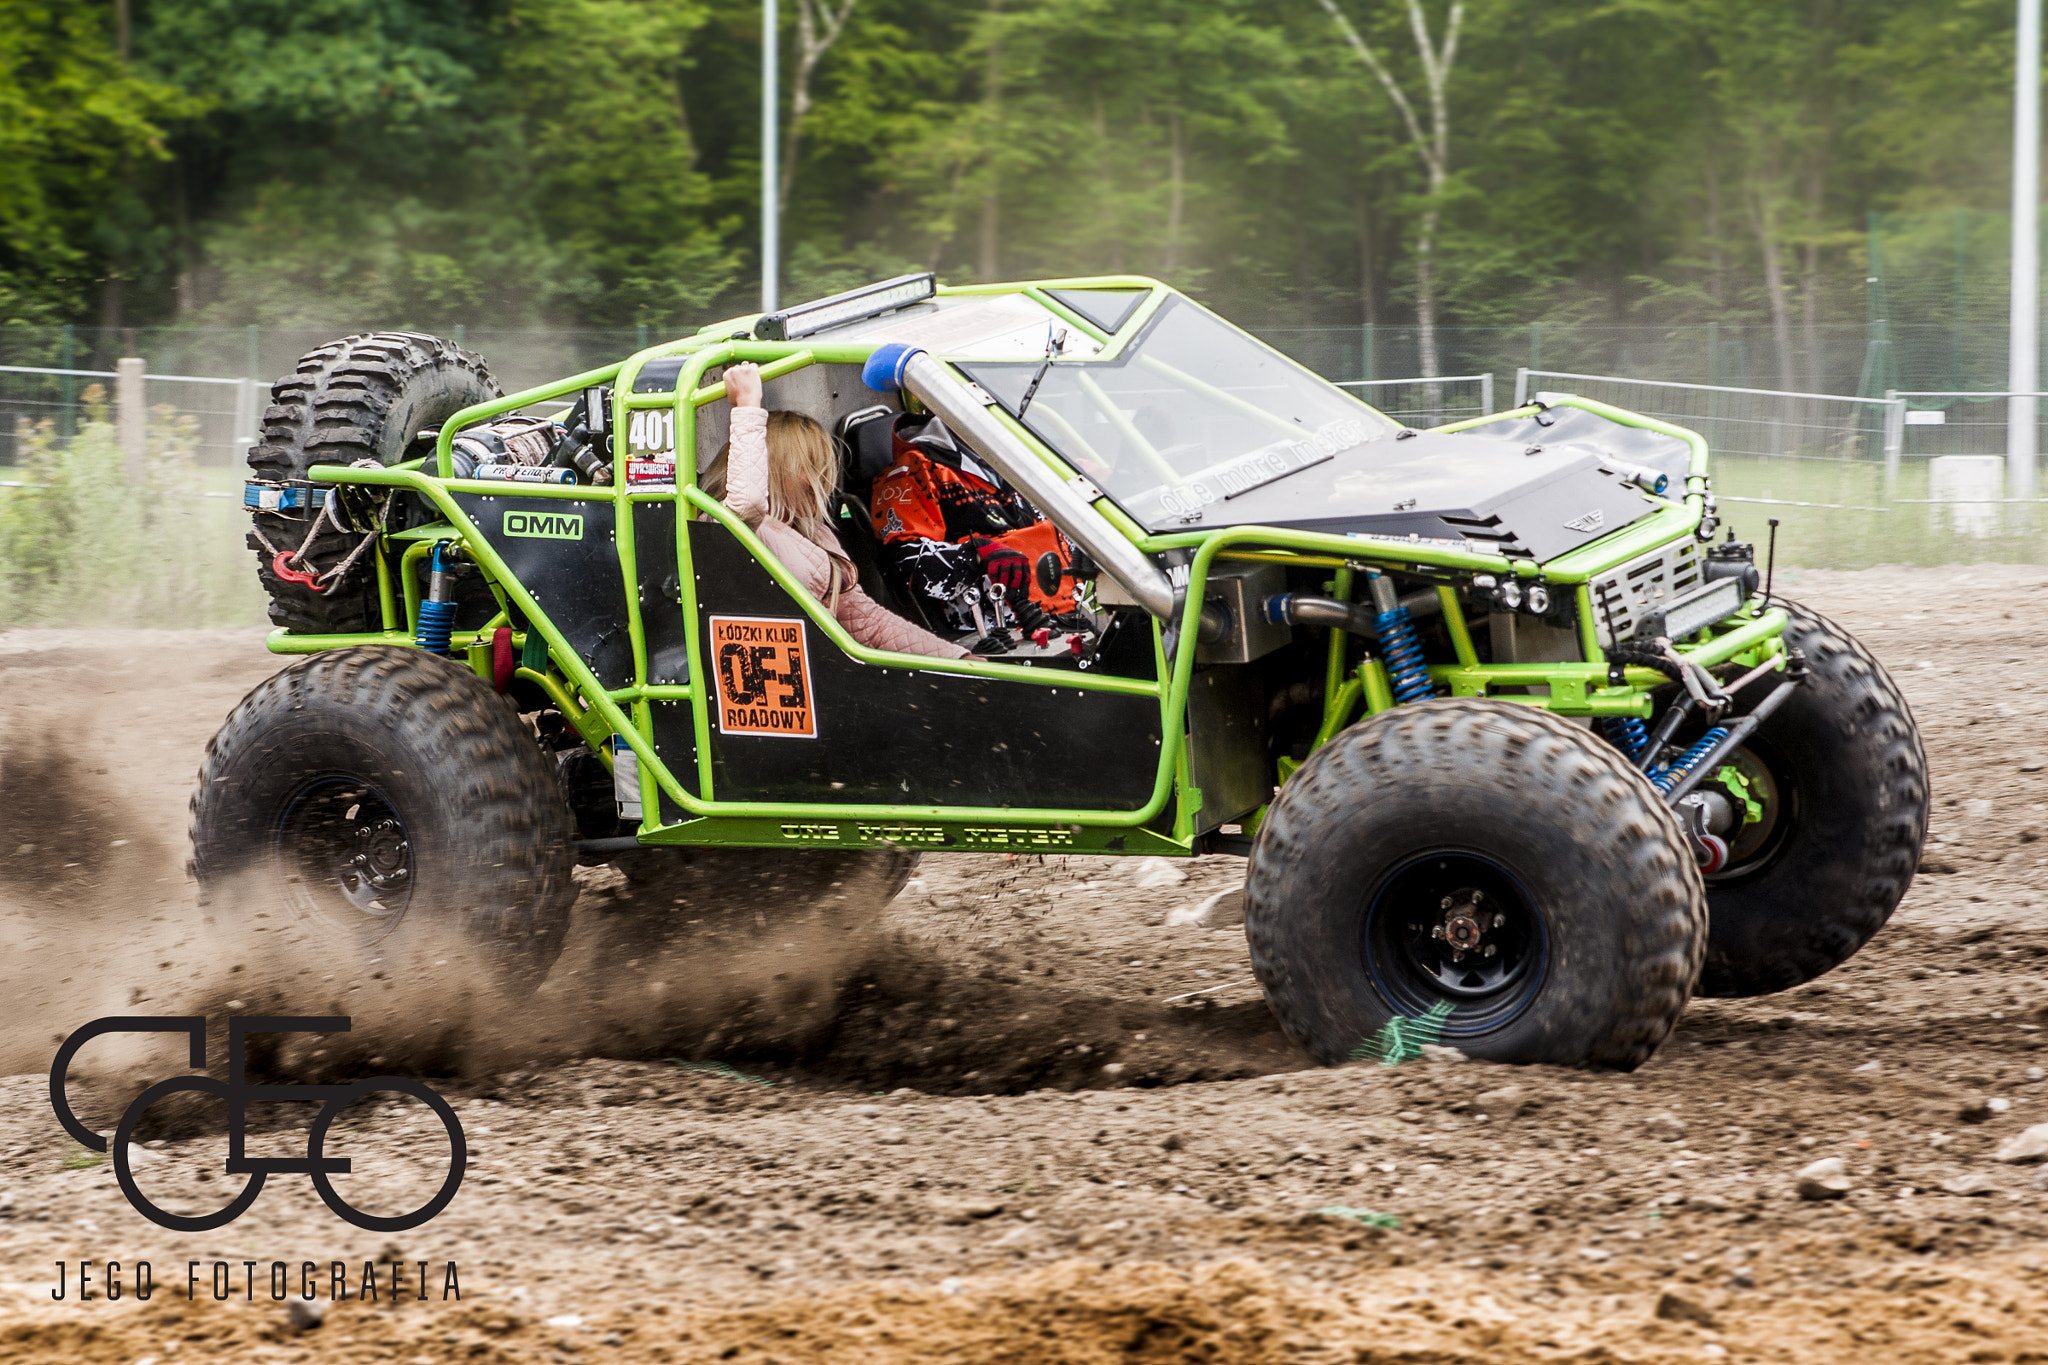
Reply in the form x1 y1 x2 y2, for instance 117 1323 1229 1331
1360 322 1375 383
1480 373 1494 414
116 355 147 484
1882 393 1905 491
1513 367 1530 409
235 377 260 458
637 323 651 350
59 323 76 439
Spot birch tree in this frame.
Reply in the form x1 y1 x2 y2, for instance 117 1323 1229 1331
1313 0 1461 377
780 0 861 212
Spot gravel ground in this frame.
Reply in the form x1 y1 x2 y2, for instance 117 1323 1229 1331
3 565 2048 1363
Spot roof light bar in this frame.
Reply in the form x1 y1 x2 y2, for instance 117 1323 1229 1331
752 272 937 341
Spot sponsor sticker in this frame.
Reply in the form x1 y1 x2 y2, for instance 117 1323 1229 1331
504 510 584 540
710 615 816 738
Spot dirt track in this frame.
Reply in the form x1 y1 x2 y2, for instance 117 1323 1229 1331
4 564 2048 1362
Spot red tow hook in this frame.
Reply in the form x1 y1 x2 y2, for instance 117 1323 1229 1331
271 550 322 587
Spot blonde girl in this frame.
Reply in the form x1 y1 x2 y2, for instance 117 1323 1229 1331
715 362 970 660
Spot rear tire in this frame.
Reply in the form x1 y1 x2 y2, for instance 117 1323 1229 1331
189 646 575 993
248 333 498 634
1696 600 1928 996
1246 699 1705 1070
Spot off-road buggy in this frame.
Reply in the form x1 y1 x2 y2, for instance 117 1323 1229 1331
194 273 1928 1069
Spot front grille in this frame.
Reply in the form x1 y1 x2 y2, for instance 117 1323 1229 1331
1589 540 1703 646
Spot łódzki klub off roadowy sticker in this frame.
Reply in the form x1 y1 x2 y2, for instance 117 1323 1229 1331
709 615 816 738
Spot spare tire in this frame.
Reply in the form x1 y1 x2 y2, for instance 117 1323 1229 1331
247 333 498 634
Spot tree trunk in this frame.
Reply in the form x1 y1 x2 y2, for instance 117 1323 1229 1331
977 0 1003 282
1095 96 1122 272
1752 194 1797 393
1704 156 1725 307
1164 110 1185 274
1356 188 1377 325
1800 164 1827 392
1415 179 1442 380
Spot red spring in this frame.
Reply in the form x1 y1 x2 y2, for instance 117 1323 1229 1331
271 550 322 588
491 627 515 693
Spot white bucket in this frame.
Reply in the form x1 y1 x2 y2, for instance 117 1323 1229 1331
1928 455 2007 538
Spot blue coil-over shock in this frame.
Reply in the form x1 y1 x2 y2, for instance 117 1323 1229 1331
1369 573 1436 705
1599 716 1651 762
1650 726 1730 794
415 542 459 654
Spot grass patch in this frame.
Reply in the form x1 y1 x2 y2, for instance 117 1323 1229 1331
1 391 266 629
1713 454 2048 569
60 1148 104 1171
1313 1206 1402 1230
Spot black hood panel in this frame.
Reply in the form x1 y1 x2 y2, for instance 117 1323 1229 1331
1153 421 1665 562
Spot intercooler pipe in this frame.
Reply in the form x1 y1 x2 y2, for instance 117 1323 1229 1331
1261 594 1381 639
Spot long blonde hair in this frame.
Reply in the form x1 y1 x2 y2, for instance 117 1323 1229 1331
704 409 852 605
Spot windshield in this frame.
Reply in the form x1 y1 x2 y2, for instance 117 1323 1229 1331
959 297 1399 527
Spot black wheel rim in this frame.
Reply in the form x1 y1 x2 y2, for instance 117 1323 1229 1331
274 776 415 945
1362 851 1548 1037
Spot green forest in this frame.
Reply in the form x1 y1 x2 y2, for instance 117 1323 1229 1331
0 0 2026 368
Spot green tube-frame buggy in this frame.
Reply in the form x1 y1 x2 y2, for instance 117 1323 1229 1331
192 275 1928 1069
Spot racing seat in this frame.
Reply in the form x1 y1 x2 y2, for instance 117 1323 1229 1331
829 406 935 629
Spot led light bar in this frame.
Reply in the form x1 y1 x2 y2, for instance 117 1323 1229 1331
1636 575 1744 642
753 273 938 341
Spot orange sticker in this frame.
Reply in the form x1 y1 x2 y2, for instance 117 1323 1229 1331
709 615 816 738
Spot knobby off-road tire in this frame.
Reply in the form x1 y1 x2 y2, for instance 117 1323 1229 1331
248 333 498 634
1246 699 1706 1070
1698 600 1928 997
190 647 575 993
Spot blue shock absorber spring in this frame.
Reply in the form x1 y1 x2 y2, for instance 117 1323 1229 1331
1650 726 1729 794
415 542 458 655
1599 715 1651 762
1375 606 1437 705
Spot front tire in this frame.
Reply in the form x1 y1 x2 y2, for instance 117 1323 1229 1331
189 647 576 992
1246 699 1706 1070
1696 601 1928 996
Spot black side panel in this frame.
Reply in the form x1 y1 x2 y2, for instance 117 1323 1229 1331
633 501 690 684
455 491 635 689
650 699 700 818
690 525 1162 809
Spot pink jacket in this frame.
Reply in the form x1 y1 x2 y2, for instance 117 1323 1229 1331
724 408 972 661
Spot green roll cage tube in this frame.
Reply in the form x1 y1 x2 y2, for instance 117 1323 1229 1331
273 277 1787 857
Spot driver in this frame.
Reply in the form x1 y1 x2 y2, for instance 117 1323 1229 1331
870 413 1085 637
